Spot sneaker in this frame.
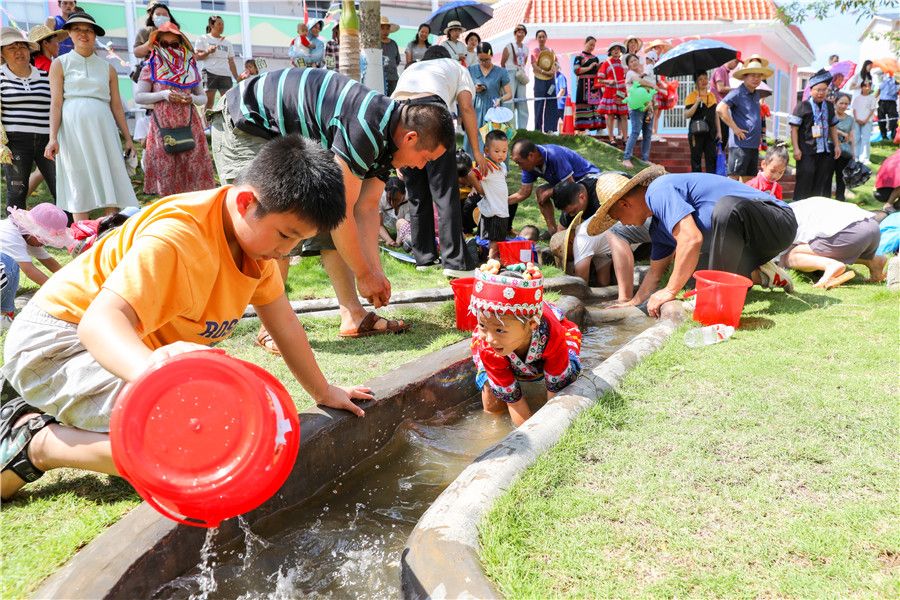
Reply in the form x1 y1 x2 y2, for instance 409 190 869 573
443 267 473 279
658 136 667 142
758 260 794 292
415 260 441 271
651 134 662 142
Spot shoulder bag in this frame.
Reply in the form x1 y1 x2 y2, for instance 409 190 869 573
509 43 530 85
153 107 196 154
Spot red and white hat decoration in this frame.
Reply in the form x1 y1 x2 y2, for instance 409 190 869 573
470 261 544 318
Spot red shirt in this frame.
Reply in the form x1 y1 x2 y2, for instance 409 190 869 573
34 55 52 73
745 172 783 200
472 302 582 403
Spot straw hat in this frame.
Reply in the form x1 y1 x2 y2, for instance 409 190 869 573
62 12 106 37
549 211 583 273
148 22 193 51
0 27 39 53
732 55 773 80
645 39 671 52
624 36 643 52
7 203 74 249
444 20 464 35
379 16 400 33
586 166 666 236
537 49 555 72
27 24 69 46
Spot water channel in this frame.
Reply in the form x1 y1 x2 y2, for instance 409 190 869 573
153 317 651 600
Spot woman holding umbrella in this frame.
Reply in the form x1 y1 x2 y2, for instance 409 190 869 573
573 36 602 133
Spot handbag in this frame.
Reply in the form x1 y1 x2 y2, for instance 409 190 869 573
715 142 727 176
153 107 195 154
689 119 710 135
509 44 530 85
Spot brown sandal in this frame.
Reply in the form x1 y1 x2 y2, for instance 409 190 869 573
338 312 410 338
255 328 282 356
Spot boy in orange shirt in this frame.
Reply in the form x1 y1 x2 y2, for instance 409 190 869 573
0 135 372 499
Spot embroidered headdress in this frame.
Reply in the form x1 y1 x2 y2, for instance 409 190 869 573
470 261 544 319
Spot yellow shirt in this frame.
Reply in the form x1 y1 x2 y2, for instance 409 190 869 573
684 90 717 107
37 186 284 350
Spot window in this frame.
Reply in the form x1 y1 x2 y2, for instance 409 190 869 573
3 1 48 31
201 1 226 10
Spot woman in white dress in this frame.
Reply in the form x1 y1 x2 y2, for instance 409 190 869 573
44 13 137 221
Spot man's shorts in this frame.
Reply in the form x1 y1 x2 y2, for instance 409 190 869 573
727 146 759 177
0 302 124 433
203 70 234 93
808 217 880 264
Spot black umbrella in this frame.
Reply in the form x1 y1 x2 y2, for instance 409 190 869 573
653 39 738 77
426 0 493 33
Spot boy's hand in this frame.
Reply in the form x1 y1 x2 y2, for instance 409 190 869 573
316 384 373 417
147 342 223 370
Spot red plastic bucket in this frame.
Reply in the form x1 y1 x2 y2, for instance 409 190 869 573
497 240 534 266
690 269 753 328
110 351 300 528
449 277 477 331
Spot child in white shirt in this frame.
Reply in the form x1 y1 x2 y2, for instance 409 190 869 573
477 129 510 260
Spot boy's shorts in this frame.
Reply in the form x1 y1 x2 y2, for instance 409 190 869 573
479 215 508 242
0 302 124 433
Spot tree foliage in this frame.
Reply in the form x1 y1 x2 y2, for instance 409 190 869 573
778 0 895 23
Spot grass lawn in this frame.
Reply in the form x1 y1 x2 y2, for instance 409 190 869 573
480 275 900 597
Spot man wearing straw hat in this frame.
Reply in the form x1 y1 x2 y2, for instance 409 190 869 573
586 168 797 317
716 55 773 181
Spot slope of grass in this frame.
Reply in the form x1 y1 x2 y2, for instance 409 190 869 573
480 278 899 598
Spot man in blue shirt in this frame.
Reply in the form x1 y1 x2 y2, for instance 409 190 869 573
716 55 773 181
585 168 797 317
508 139 601 233
44 0 76 55
876 72 898 142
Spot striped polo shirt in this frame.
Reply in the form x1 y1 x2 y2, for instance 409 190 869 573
0 65 51 135
225 68 400 181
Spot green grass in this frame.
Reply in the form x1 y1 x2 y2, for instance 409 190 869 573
0 302 466 600
480 276 900 598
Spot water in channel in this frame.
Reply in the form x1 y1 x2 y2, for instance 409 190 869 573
154 318 651 600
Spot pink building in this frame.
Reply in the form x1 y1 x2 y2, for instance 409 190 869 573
473 0 815 134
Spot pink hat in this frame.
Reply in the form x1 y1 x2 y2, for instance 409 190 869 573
8 203 74 248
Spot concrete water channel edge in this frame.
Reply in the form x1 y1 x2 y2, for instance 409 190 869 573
31 275 680 599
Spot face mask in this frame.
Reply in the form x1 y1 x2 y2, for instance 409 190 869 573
153 15 170 28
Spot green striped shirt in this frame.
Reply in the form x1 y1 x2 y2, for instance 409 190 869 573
225 68 399 181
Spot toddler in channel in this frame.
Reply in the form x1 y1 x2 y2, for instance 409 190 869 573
745 141 788 200
477 129 511 260
470 261 583 426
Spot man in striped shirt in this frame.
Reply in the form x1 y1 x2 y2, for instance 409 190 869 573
212 68 454 347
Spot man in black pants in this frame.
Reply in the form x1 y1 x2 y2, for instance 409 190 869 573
585 168 797 318
392 45 493 277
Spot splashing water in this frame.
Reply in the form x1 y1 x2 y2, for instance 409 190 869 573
188 528 218 600
237 516 271 573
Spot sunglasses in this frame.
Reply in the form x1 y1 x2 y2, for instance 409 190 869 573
159 40 181 49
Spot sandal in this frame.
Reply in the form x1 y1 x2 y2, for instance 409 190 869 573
1 398 56 484
255 328 282 356
339 312 410 339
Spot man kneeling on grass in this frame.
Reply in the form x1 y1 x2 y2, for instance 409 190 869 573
470 261 582 426
0 136 373 500
587 167 798 318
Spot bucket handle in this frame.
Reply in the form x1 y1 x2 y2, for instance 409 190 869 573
144 494 219 529
683 290 697 299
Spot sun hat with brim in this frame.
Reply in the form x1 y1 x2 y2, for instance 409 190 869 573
444 20 464 35
586 165 666 236
62 13 105 37
148 22 193 51
537 49 555 72
27 24 68 46
645 39 671 52
308 19 325 31
624 36 643 52
732 58 773 80
8 203 75 249
1 27 39 53
607 42 626 55
379 16 399 33
559 211 584 273
756 80 773 98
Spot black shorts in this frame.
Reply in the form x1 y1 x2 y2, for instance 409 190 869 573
203 70 233 93
480 215 508 242
727 146 759 177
